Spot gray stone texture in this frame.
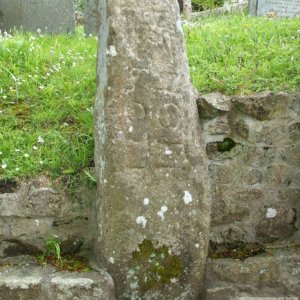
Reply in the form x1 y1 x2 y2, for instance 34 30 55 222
94 0 211 298
84 0 100 35
0 259 115 300
0 0 75 34
249 0 300 17
199 91 300 298
205 248 300 298
199 92 300 246
0 176 95 258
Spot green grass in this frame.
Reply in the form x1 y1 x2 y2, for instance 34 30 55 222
186 14 300 94
0 14 299 181
0 28 97 181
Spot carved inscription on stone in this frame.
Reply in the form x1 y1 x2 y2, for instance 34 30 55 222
94 0 211 298
257 0 300 17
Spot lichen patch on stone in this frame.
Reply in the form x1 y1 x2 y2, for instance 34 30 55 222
143 198 150 206
183 191 193 205
136 216 147 228
266 208 277 219
157 206 168 220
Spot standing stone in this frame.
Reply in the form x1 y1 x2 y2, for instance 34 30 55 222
94 0 211 299
249 0 300 17
0 0 75 34
84 0 100 35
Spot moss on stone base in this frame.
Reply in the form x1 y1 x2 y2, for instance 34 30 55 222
131 240 184 292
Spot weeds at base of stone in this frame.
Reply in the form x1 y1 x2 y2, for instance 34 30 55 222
36 235 90 272
35 254 90 272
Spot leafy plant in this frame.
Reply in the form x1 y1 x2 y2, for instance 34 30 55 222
37 235 91 272
41 235 62 265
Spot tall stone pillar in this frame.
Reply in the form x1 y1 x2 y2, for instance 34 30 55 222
94 0 211 299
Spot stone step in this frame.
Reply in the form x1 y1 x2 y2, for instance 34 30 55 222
0 256 115 300
205 248 300 299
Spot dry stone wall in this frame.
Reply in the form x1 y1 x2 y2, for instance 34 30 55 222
0 176 95 259
197 91 300 298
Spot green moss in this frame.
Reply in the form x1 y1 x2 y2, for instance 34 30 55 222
131 240 184 292
217 138 236 152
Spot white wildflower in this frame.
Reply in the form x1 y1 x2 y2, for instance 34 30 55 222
37 136 44 144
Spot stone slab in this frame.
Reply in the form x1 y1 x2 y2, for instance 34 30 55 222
0 0 75 34
249 0 300 17
0 264 115 300
205 248 300 298
84 0 100 35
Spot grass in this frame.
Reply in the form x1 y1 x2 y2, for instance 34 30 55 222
0 14 299 181
186 13 300 94
36 234 90 272
0 28 97 181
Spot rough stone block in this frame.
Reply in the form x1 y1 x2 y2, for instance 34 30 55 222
231 92 289 121
256 207 296 242
197 92 230 119
205 249 300 298
0 264 115 300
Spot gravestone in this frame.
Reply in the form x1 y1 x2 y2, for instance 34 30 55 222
0 0 75 34
84 0 100 35
249 0 300 17
94 0 211 299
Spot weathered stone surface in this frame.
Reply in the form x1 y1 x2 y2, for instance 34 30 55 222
205 285 236 300
231 92 289 121
0 0 75 34
249 0 300 18
206 248 300 298
200 92 299 248
0 240 40 258
197 92 230 119
0 177 95 258
94 0 211 298
0 263 115 300
256 207 296 242
84 0 100 35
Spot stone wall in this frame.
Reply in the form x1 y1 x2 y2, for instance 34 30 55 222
0 176 96 259
197 92 300 298
0 92 299 298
